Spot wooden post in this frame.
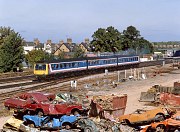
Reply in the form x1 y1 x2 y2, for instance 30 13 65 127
125 70 127 79
134 68 137 80
117 71 120 82
137 69 140 80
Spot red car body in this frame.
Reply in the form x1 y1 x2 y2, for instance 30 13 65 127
160 93 180 106
140 111 180 132
4 92 83 115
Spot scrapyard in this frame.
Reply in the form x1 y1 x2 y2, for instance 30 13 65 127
1 63 180 132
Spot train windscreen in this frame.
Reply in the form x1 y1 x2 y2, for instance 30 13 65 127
35 64 46 70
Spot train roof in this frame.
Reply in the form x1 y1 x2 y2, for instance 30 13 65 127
36 55 138 64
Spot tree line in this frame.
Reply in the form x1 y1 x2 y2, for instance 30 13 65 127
90 26 153 54
0 26 153 73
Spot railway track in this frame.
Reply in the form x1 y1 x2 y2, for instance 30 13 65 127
0 75 88 104
0 81 39 89
0 60 174 105
0 75 34 84
0 70 33 79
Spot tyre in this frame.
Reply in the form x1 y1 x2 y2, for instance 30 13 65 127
71 109 80 116
24 121 35 128
156 125 166 132
62 122 72 130
36 109 44 117
84 126 94 132
121 119 130 125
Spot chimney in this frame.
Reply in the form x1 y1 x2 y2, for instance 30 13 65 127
34 38 40 45
47 39 52 44
85 38 89 44
67 38 72 44
59 40 64 45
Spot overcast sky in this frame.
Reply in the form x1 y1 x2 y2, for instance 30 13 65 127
1 0 180 43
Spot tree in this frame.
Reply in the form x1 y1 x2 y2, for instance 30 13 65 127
0 27 24 73
73 46 85 58
57 51 66 59
44 53 54 61
136 37 153 54
122 26 140 50
25 49 45 68
90 26 122 52
122 26 153 54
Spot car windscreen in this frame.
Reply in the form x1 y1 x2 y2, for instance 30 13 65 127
35 64 46 70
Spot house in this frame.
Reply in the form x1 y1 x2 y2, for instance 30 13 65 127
34 38 44 50
23 38 45 54
23 41 34 54
79 42 91 52
54 38 77 56
44 39 56 54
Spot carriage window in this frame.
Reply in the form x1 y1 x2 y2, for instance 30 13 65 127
60 64 63 69
78 62 81 67
66 63 69 68
90 61 93 65
51 64 55 70
74 63 78 67
55 64 59 69
64 63 67 68
72 63 75 67
35 64 46 70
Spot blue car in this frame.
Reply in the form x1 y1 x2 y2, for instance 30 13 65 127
23 114 79 129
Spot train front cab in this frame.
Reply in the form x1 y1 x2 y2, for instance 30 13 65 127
34 63 49 80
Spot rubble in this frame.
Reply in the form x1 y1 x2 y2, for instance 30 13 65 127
89 94 127 121
1 78 180 132
2 116 23 132
139 82 180 103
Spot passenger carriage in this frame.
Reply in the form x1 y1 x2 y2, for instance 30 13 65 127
34 55 139 80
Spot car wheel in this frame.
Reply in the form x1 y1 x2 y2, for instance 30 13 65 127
28 123 35 128
155 114 165 122
156 125 165 132
24 121 35 128
121 119 130 125
84 126 94 132
72 109 80 116
36 110 44 117
62 123 72 130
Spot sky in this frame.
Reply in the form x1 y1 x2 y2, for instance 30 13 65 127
0 0 180 43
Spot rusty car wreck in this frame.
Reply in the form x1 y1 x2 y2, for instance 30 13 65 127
4 92 85 116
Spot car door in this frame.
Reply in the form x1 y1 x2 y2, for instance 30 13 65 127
25 96 38 111
52 103 69 115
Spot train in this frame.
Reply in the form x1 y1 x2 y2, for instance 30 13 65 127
34 55 140 80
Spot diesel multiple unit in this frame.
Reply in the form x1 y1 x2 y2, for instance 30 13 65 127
34 55 139 79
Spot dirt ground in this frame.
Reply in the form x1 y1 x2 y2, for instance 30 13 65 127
0 64 180 129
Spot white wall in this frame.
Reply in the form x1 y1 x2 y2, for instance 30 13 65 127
23 46 34 54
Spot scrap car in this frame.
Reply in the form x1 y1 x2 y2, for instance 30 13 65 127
4 92 85 116
23 114 79 130
140 111 180 132
119 107 173 125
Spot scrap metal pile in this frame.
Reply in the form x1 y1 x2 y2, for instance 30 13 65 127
139 82 180 109
2 91 180 132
